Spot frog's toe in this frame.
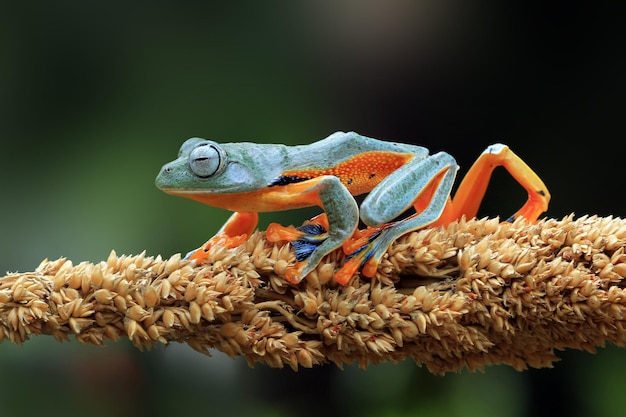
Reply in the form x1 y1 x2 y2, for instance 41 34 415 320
334 257 362 285
185 246 210 262
266 223 305 242
185 233 249 262
283 261 310 284
337 227 394 283
184 249 198 261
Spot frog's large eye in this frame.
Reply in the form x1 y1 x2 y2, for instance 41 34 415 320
189 143 226 178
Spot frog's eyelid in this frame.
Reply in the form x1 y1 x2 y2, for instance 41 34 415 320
188 143 226 178
178 137 208 158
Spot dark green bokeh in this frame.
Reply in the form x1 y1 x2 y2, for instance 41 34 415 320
2 3 625 417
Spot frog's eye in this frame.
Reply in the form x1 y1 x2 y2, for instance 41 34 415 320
189 143 226 178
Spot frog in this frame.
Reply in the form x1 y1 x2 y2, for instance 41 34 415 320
155 131 550 285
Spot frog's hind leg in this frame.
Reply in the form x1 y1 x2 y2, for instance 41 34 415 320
336 152 458 284
340 144 551 283
435 143 551 225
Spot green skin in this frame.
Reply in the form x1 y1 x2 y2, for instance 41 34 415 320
155 131 458 281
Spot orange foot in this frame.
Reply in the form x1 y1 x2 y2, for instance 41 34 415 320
266 217 329 262
266 215 331 284
186 232 249 262
334 225 392 284
266 213 329 242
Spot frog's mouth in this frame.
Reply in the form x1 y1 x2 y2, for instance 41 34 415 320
159 182 310 213
157 186 244 196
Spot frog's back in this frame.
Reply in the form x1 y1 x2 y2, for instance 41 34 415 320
267 131 430 195
286 131 428 170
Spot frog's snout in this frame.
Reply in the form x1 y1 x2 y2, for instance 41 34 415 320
155 164 173 190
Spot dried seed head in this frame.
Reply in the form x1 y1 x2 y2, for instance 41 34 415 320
7 215 626 374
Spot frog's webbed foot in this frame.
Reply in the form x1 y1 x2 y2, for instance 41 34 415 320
267 218 395 285
334 225 395 284
266 216 331 283
267 222 328 260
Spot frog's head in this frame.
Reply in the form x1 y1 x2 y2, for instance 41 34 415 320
156 138 255 195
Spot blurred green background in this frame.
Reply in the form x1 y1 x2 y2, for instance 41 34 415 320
1 2 625 417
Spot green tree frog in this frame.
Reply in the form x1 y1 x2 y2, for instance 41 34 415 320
156 131 549 285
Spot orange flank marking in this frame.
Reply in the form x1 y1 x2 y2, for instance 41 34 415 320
412 168 451 215
281 151 413 196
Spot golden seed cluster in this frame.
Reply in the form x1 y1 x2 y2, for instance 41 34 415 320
3 215 626 374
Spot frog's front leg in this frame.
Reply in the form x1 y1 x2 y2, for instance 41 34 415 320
266 176 358 284
335 152 458 283
186 211 258 261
